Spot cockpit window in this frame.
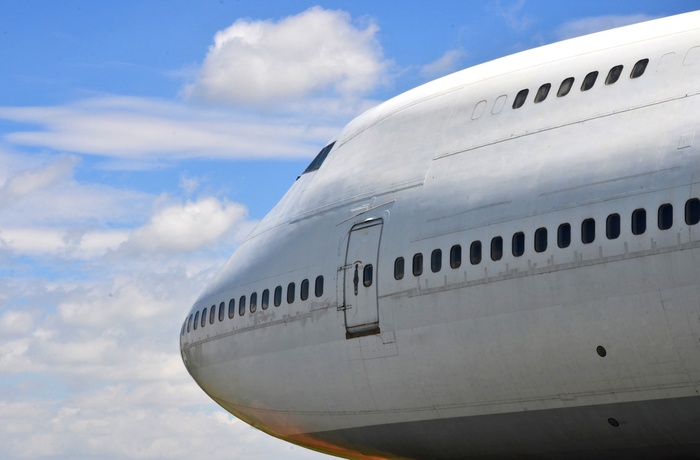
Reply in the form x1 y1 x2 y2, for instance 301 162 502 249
302 142 336 175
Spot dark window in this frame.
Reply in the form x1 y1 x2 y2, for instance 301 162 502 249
606 214 620 239
632 208 646 235
262 289 269 310
302 142 336 174
512 232 525 257
658 204 673 230
218 302 225 322
534 227 547 253
513 89 529 109
394 257 405 280
630 59 649 79
605 65 623 85
534 83 551 103
582 218 595 244
210 305 216 324
274 286 282 307
557 77 575 97
287 282 295 304
301 279 309 301
581 71 598 91
491 237 503 261
686 198 700 225
558 223 571 248
201 308 207 328
228 299 235 319
413 253 423 276
470 241 482 265
239 295 246 316
363 265 373 287
431 249 442 273
315 276 324 297
250 292 257 313
187 314 193 332
193 311 199 330
450 245 462 268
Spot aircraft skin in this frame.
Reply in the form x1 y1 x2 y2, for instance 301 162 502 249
181 12 700 459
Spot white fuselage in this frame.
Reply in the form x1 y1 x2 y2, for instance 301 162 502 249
181 12 700 459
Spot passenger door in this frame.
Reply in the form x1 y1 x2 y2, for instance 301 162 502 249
342 220 382 338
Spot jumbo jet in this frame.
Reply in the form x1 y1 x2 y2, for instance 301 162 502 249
180 11 700 459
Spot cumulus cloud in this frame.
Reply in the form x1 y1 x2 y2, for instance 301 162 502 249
420 50 466 80
183 7 389 107
555 14 656 40
125 197 248 254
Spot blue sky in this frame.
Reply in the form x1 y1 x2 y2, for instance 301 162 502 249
1 1 699 459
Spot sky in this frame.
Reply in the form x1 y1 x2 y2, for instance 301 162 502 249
1 1 699 459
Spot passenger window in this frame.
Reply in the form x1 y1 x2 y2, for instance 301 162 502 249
491 237 503 261
431 249 442 273
301 279 309 301
632 208 646 235
686 198 700 225
394 257 405 280
193 311 199 330
492 95 507 114
512 232 525 257
228 299 235 319
250 292 257 313
470 241 482 265
534 83 551 103
450 245 462 268
187 314 193 332
605 65 623 85
413 253 423 276
210 305 216 324
201 308 207 328
315 276 324 297
658 203 673 230
363 265 373 287
239 295 246 316
606 214 620 239
274 286 282 307
557 77 574 97
582 218 595 244
218 302 225 322
534 227 547 253
557 223 571 248
262 289 269 310
512 89 529 109
581 71 598 91
287 282 295 304
630 59 649 78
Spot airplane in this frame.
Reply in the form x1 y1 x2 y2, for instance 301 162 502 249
180 11 700 459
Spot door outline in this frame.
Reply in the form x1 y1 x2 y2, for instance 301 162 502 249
341 219 382 339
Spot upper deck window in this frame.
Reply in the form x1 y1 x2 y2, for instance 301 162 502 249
513 89 529 109
557 77 574 97
686 198 700 225
394 257 405 280
431 249 442 273
413 253 423 276
630 59 649 79
491 237 503 261
228 299 235 319
557 223 571 248
512 232 525 257
262 289 270 310
582 218 596 243
209 305 216 324
315 276 324 297
218 302 225 322
632 209 646 235
450 245 462 268
581 71 598 91
605 65 623 85
302 142 336 175
534 84 551 103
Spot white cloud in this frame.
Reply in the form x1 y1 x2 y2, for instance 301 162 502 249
183 7 389 107
420 50 466 80
0 96 341 160
555 14 656 40
124 197 248 254
0 155 77 207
